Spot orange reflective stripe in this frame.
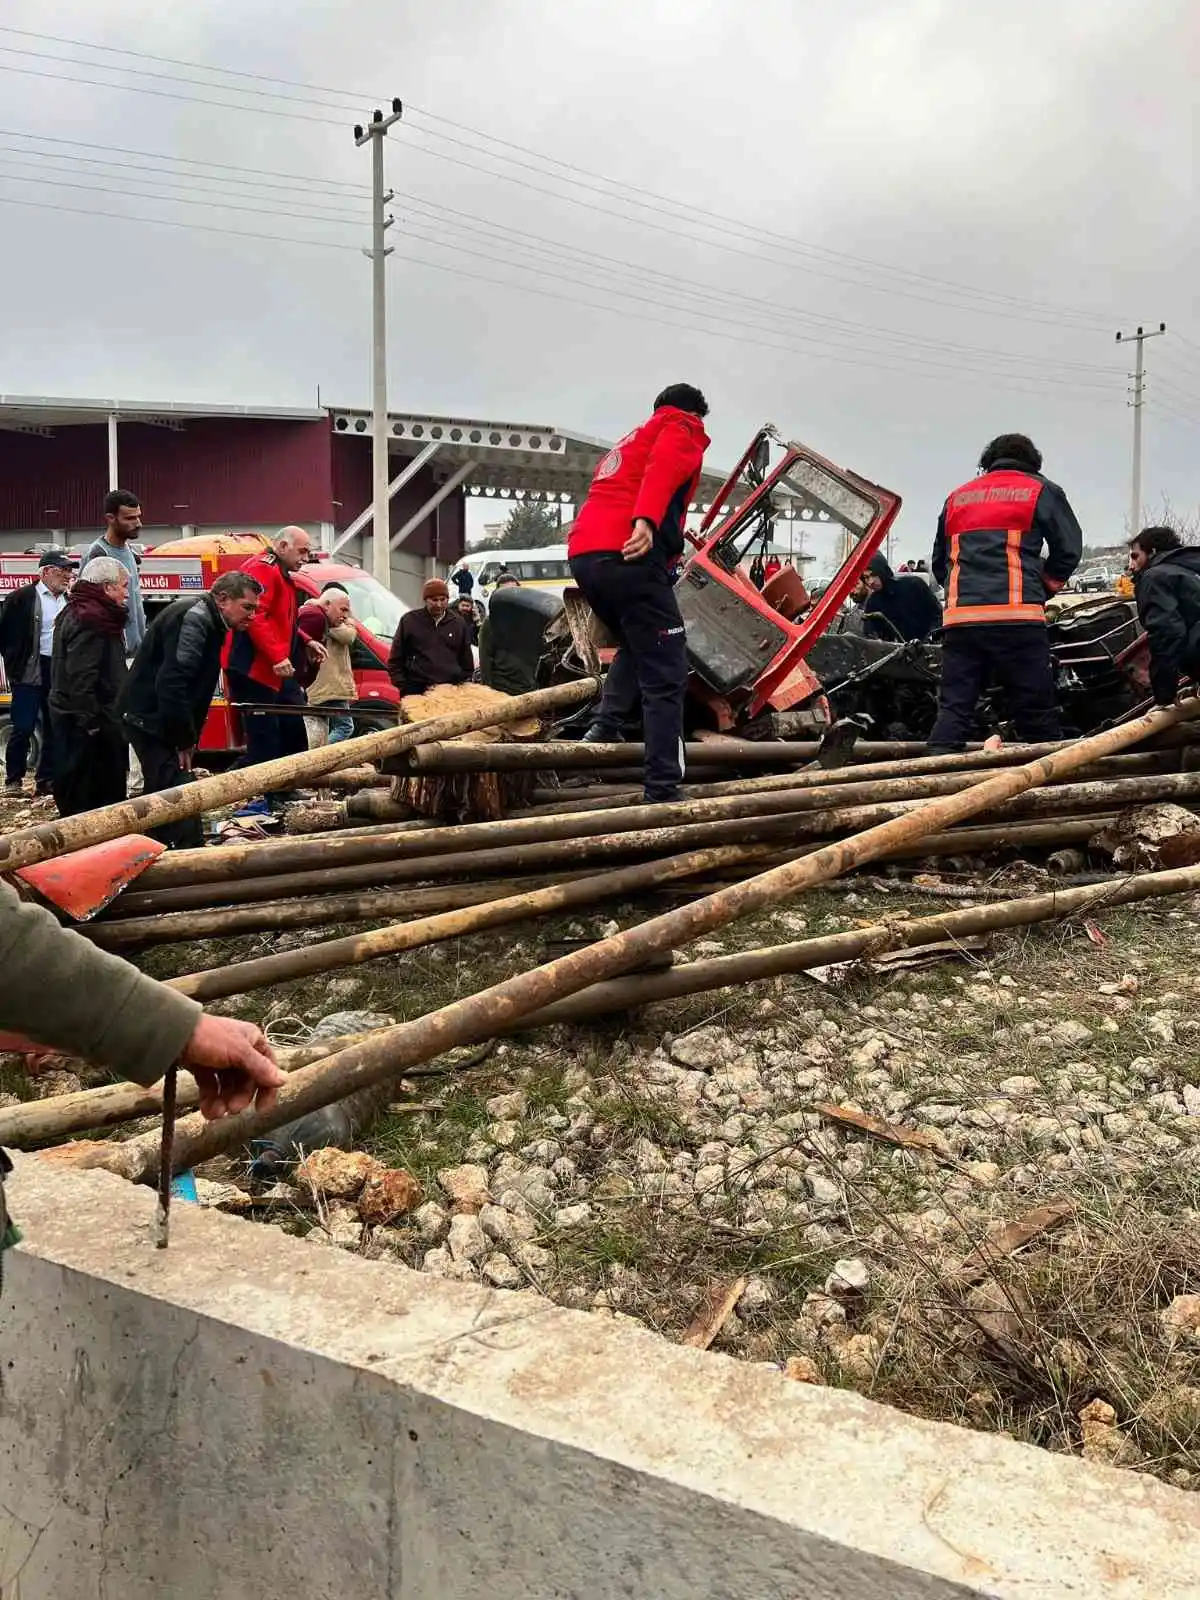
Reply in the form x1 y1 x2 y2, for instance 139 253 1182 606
942 603 1047 626
1006 528 1023 608
947 529 961 613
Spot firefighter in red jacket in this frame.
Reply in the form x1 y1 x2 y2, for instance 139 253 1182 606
567 384 710 803
226 526 325 806
928 434 1082 752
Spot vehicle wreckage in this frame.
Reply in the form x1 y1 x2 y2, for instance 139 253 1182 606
486 426 1150 744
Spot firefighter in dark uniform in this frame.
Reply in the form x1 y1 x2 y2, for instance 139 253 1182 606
928 433 1082 752
568 384 710 803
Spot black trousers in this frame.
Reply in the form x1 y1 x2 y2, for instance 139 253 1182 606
128 729 203 849
569 552 688 800
928 623 1062 752
6 656 56 786
51 724 127 817
228 670 307 794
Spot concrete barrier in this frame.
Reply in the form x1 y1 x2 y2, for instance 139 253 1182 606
0 1157 1196 1599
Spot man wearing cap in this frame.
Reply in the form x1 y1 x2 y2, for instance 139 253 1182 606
388 578 475 697
852 552 942 643
0 550 73 795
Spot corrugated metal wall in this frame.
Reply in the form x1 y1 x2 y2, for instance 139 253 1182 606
0 417 335 532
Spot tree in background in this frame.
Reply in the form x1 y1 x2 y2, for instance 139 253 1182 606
470 499 563 552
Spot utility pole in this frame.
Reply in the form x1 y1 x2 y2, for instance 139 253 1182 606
355 100 403 589
1115 321 1166 537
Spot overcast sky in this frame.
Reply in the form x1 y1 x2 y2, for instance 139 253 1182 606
0 0 1196 565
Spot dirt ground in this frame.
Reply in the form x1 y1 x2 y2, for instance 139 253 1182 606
8 820 1200 1494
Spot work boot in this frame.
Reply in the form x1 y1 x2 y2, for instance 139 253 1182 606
581 722 621 743
644 787 683 806
3 780 21 796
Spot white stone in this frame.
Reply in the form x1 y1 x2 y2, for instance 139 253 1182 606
805 1172 842 1212
669 1027 730 1071
553 1203 594 1229
825 1258 869 1297
481 1252 523 1290
413 1201 449 1245
1147 1013 1178 1046
486 1090 529 1120
1049 1020 1093 1047
488 1120 522 1150
737 1277 774 1316
632 1138 667 1173
447 1213 487 1264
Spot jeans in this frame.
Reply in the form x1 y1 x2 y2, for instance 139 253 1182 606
569 552 688 801
6 656 55 786
228 670 308 799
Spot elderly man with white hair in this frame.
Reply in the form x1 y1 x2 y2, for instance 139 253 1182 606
226 526 325 812
48 554 131 815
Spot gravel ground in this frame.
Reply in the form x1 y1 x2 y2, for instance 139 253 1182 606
9 844 1200 1491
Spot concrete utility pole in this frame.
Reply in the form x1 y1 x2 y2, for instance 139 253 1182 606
355 100 403 589
1115 322 1166 537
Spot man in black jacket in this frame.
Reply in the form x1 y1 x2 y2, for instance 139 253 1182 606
387 578 475 697
1129 526 1200 706
854 553 942 642
121 572 262 845
49 556 131 816
0 550 73 795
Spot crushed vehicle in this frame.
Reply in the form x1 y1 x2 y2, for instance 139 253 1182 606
490 425 1152 744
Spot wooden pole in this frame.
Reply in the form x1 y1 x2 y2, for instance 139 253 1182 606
161 839 772 1002
122 761 1200 895
103 765 1198 919
38 851 1200 1157
0 678 598 873
50 701 1198 1182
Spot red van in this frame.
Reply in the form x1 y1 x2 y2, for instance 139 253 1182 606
0 535 402 764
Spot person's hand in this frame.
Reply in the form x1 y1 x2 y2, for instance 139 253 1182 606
272 659 295 679
622 518 654 561
305 638 328 664
178 748 193 772
181 1014 286 1121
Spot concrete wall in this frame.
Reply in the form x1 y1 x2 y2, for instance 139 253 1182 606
1 1159 1196 1600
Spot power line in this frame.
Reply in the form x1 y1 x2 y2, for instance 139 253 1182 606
0 24 1127 332
387 244 1127 406
394 193 1122 377
0 124 368 191
0 60 345 124
399 117 1114 329
394 223 1125 391
0 181 1135 408
0 165 363 226
0 139 368 201
0 191 359 250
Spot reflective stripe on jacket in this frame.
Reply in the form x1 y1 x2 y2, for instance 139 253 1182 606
932 461 1083 628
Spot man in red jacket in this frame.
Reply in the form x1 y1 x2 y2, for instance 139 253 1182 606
568 384 710 803
226 526 325 806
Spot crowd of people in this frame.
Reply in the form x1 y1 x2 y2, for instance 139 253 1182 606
2 419 1197 833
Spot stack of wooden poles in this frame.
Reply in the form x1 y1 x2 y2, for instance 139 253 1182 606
4 683 1200 1184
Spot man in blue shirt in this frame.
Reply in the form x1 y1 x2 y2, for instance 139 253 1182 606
84 489 146 657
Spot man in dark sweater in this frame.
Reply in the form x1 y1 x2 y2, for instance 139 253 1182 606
854 553 942 642
1129 525 1200 706
387 578 475 697
121 571 263 846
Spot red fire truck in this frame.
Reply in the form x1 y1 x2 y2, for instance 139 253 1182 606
0 535 403 762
